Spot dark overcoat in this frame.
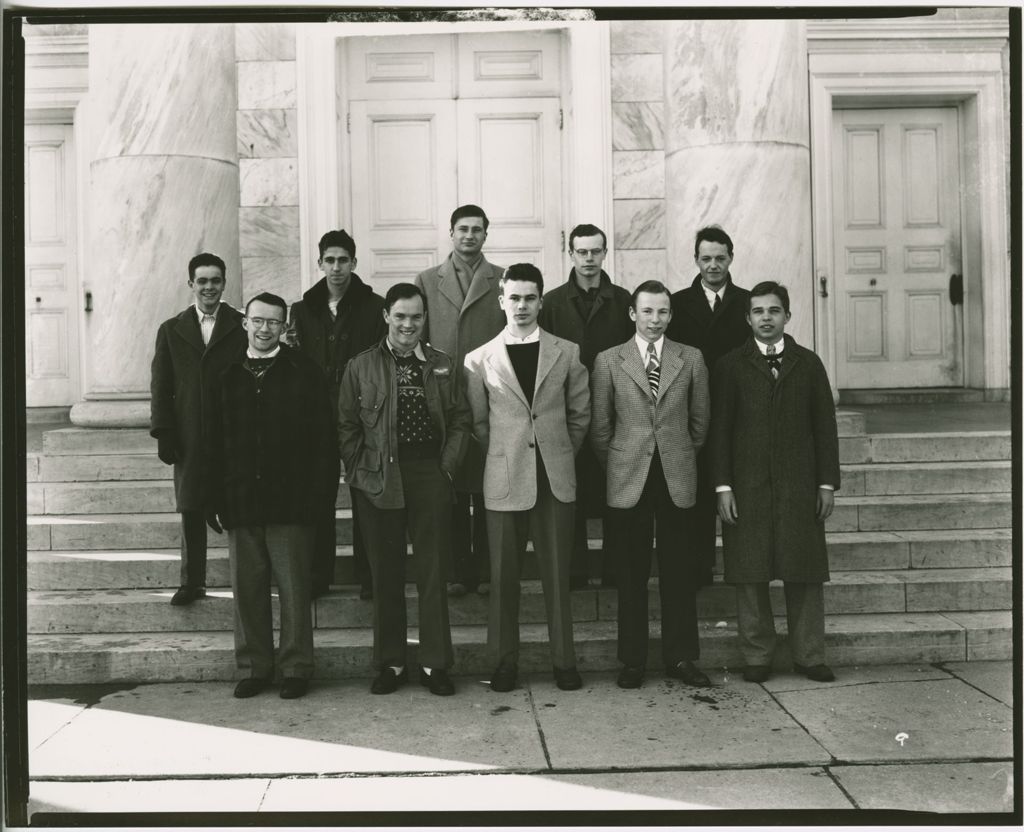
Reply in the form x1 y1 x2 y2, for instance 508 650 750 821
288 274 386 419
149 305 247 511
667 275 750 375
205 345 337 530
709 335 840 584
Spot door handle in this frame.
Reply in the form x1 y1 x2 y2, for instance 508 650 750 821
84 291 93 313
818 275 828 298
949 274 963 306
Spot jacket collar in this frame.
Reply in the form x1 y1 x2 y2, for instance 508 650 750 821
618 337 684 400
742 334 799 382
302 273 372 311
173 304 241 352
566 269 615 300
437 253 499 311
484 328 560 408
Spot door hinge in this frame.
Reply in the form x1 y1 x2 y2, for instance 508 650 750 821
561 230 566 252
558 108 563 130
346 112 351 134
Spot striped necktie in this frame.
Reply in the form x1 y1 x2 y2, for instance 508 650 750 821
766 344 780 379
646 341 660 398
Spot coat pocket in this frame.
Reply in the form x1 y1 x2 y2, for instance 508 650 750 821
358 384 384 428
483 453 510 501
352 448 384 496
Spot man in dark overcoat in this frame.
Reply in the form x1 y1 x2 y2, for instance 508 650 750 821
288 229 386 599
710 281 840 684
538 223 633 589
206 292 337 700
150 252 246 606
665 226 750 587
415 205 506 596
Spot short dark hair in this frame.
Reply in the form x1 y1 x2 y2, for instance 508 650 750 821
245 292 288 319
630 280 671 309
499 263 543 295
188 252 225 281
748 281 790 314
568 223 607 252
384 282 426 312
450 204 489 232
693 226 734 258
318 229 356 259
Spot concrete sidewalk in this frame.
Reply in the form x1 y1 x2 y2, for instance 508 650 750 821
26 661 1014 817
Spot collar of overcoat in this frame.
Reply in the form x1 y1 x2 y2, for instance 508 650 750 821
173 304 241 353
617 337 685 401
484 328 560 409
437 253 499 312
742 333 800 383
565 268 616 323
684 273 744 324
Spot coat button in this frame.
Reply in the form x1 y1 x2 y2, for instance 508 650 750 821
328 335 335 342
528 442 535 448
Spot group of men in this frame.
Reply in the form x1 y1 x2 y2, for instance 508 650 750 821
150 206 840 701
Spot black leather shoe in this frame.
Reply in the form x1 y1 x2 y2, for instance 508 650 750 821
233 677 270 699
617 665 644 689
370 666 407 695
666 660 711 686
490 664 517 692
279 677 309 699
359 585 374 601
743 665 772 683
420 667 455 696
447 582 467 598
170 586 206 606
554 667 583 691
793 663 835 682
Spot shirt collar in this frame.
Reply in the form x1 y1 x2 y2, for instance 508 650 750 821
387 338 426 361
754 337 785 355
701 282 725 306
635 333 664 359
246 345 281 360
194 302 220 319
503 326 540 344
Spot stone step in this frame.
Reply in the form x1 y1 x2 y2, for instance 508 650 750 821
840 432 1010 465
830 494 1010 533
27 526 1012 591
25 610 1011 684
26 568 1011 636
841 461 1011 496
28 453 170 483
839 388 987 405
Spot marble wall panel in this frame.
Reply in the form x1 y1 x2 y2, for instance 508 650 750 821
90 24 237 161
86 156 241 396
664 143 813 345
613 151 665 199
664 19 808 148
610 54 663 103
614 199 665 249
610 20 664 54
240 256 302 304
237 109 297 158
235 22 297 61
237 61 297 110
239 207 301 258
612 103 664 150
614 249 667 291
239 158 298 207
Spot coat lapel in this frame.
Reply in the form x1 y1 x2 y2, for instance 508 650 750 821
619 340 653 399
436 257 465 311
743 338 775 381
206 305 240 351
657 341 684 394
486 338 530 408
173 307 205 353
462 258 499 312
534 330 559 394
775 335 800 384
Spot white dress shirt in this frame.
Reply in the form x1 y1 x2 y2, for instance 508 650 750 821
194 303 219 347
635 334 664 368
503 326 541 345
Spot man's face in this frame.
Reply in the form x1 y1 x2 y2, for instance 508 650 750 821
450 216 487 258
385 295 426 353
189 265 225 314
747 293 791 345
499 279 542 330
630 291 673 343
569 233 606 281
244 300 287 355
695 241 733 292
318 246 356 295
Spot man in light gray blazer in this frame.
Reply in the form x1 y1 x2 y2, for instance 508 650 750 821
463 263 591 693
591 280 711 690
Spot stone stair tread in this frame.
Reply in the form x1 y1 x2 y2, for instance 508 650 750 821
835 493 1009 505
867 430 1010 438
28 509 356 524
842 460 1010 471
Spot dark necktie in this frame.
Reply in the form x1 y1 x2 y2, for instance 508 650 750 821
646 341 660 398
766 344 780 379
711 293 720 312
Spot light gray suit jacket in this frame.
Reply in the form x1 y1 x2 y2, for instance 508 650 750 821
463 329 591 512
590 337 710 509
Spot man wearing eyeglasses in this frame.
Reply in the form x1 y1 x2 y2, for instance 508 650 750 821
288 230 386 600
205 292 337 700
150 252 246 607
538 224 633 589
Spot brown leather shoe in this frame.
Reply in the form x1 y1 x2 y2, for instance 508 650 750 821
793 663 835 682
420 667 455 696
370 666 408 695
490 664 517 692
170 586 206 606
233 677 270 699
666 660 711 686
742 665 772 683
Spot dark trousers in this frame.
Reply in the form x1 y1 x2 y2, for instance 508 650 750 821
179 509 207 587
312 486 370 592
570 443 614 584
228 523 315 680
486 455 576 671
611 452 700 669
451 491 490 588
355 458 455 671
690 448 718 587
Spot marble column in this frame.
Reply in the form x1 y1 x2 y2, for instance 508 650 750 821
663 20 815 348
71 24 240 427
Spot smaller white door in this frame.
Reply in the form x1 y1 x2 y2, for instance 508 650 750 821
25 123 79 407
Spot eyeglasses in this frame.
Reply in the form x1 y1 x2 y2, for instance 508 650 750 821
573 248 605 258
246 317 285 330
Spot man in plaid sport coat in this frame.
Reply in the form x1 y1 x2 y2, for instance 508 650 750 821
590 280 711 690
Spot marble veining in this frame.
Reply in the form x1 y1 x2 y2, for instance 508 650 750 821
240 256 301 304
613 151 665 199
614 249 667 291
237 61 297 110
610 20 664 55
240 158 299 207
610 54 663 103
239 207 301 258
664 20 809 148
235 22 297 61
612 103 664 150
237 109 297 158
614 199 666 249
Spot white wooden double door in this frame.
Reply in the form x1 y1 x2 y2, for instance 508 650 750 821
345 32 564 291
